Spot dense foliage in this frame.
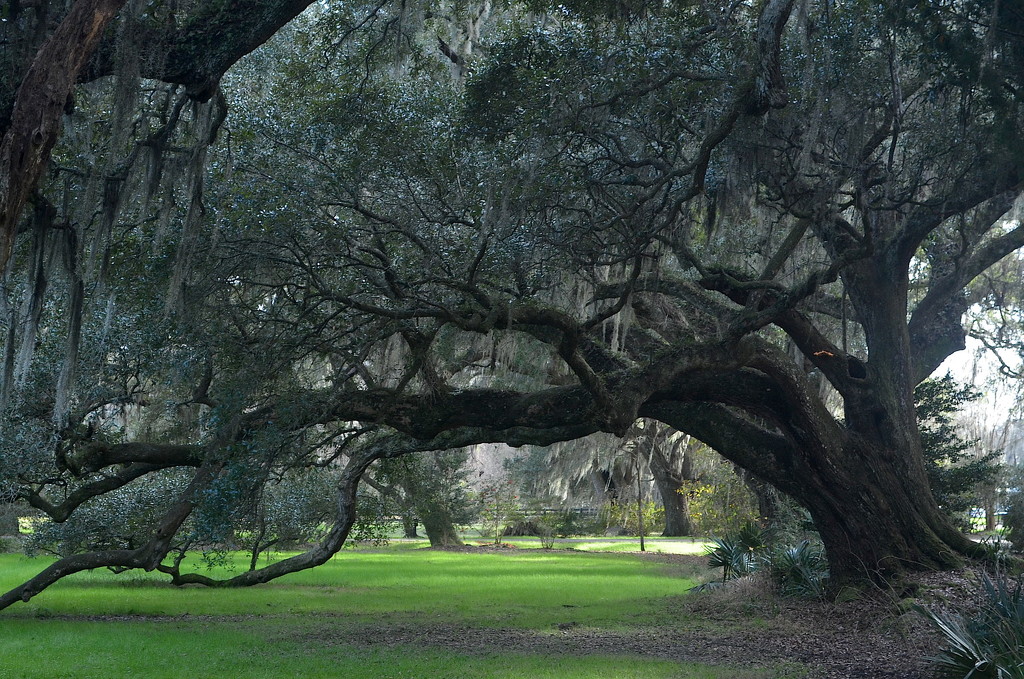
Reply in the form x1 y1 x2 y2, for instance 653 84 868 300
916 375 1003 531
4 0 1024 608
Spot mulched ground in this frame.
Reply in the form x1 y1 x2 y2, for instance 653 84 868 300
339 549 984 679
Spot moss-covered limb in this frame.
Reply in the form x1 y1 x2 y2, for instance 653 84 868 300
1 1 316 270
0 0 128 270
63 442 206 475
22 463 169 522
0 461 221 611
82 1 318 100
3 422 608 606
140 427 599 590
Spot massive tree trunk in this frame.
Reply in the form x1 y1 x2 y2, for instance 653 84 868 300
648 397 979 586
642 255 986 585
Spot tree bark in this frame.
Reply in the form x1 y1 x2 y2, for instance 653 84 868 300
0 0 128 271
402 516 419 539
647 435 694 537
420 508 464 547
740 471 782 527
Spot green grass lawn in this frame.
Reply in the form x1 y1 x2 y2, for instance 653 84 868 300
471 537 712 555
0 548 801 678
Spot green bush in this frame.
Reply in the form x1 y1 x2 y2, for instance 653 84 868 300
919 572 1024 678
681 477 760 537
763 540 828 598
696 523 828 598
547 509 602 538
700 523 768 586
350 491 395 546
704 536 758 583
534 515 556 549
601 500 665 537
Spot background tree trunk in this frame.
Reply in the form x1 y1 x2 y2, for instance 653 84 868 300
402 515 419 538
420 508 464 547
740 471 782 527
648 439 694 537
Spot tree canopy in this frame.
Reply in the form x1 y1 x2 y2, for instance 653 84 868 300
3 0 1024 607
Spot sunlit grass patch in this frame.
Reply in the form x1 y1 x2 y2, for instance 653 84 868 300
463 536 712 554
0 549 699 628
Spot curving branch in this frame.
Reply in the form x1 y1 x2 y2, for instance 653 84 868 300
908 190 1024 382
63 441 205 476
750 0 796 114
0 461 222 610
23 463 169 522
69 426 600 591
82 1 318 100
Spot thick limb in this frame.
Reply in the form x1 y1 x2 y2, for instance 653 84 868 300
0 462 220 610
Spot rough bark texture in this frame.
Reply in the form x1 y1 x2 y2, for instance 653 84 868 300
0 0 128 270
420 511 465 548
647 435 694 537
402 516 419 539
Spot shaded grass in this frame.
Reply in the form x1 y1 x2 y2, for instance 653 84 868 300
0 549 799 678
0 618 782 679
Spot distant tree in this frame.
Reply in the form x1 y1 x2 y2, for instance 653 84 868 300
915 375 1003 531
373 452 474 547
477 474 521 545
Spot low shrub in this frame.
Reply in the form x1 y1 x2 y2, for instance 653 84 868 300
918 571 1024 678
762 540 828 598
696 523 828 598
548 510 601 538
601 500 665 537
0 535 22 553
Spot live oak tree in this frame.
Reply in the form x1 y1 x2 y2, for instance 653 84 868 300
4 0 1024 610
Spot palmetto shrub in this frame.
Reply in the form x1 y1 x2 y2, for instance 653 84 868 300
696 523 828 597
919 572 1024 678
762 540 828 598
